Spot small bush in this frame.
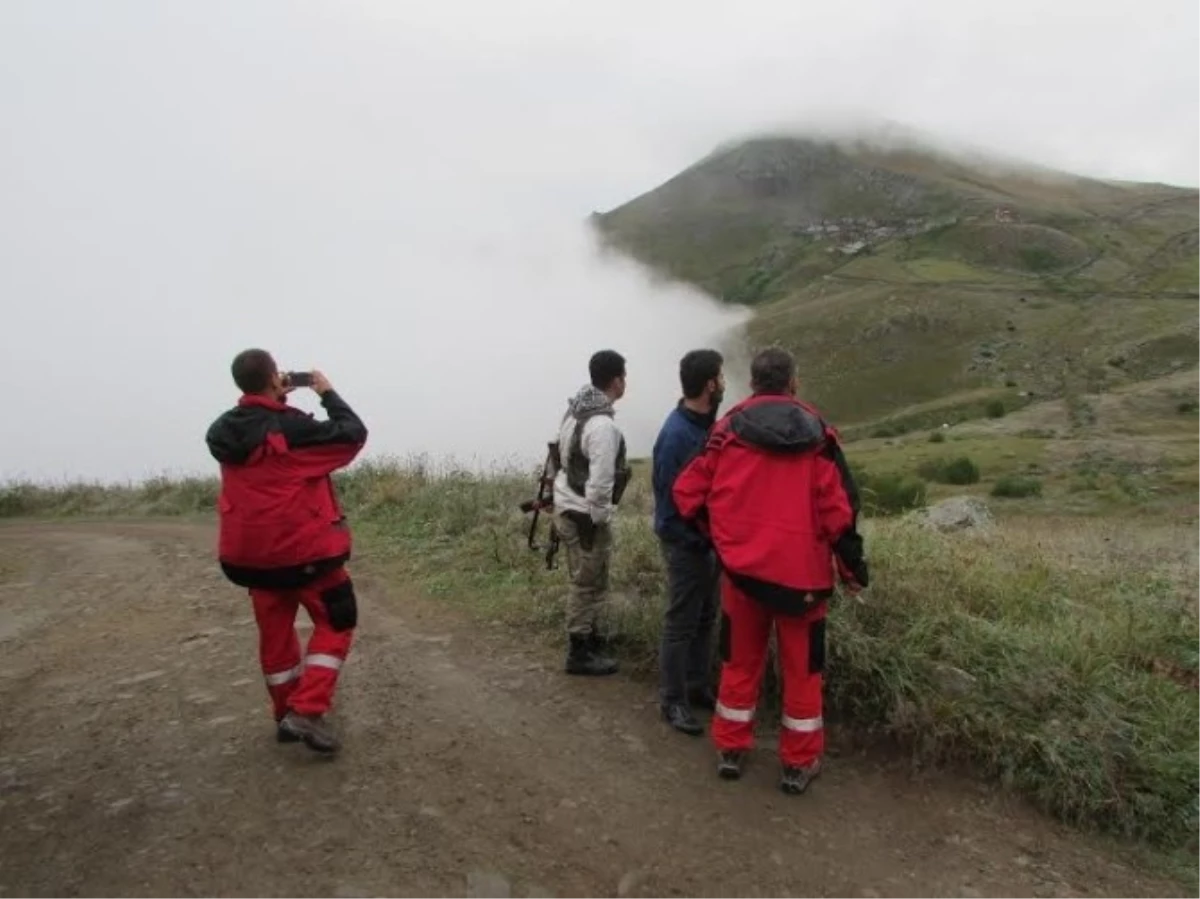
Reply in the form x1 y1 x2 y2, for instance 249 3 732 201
1175 400 1199 414
991 475 1043 498
985 399 1007 419
851 466 928 516
928 431 946 444
870 421 909 439
918 455 981 485
864 470 926 511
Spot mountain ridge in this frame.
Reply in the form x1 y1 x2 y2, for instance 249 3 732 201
590 128 1198 427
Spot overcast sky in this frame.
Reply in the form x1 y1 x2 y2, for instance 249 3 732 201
1 0 1196 482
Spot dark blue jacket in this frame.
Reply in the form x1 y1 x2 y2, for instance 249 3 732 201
652 401 716 550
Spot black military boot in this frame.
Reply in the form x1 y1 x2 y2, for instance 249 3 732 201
565 634 618 676
588 632 620 674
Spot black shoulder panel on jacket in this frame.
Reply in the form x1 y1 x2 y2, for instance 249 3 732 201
277 390 368 450
206 406 275 465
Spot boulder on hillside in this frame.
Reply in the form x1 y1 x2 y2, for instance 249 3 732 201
909 496 994 533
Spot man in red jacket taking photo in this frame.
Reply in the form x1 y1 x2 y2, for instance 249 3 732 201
206 348 368 755
672 346 867 795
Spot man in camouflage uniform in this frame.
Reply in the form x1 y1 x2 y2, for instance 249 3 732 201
551 349 632 676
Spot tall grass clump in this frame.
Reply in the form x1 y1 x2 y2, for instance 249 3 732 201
990 474 1044 498
0 476 217 518
828 520 1198 847
849 465 928 516
918 455 981 485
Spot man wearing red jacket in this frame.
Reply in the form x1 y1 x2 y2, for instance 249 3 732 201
206 348 368 755
672 346 867 795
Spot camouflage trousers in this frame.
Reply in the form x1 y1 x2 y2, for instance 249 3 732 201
554 510 613 637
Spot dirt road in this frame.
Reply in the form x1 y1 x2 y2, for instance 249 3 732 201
0 521 1184 897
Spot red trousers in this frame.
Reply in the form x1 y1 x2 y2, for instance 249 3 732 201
249 567 355 720
712 576 827 768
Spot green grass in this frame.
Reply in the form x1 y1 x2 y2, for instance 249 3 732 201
828 516 1197 848
1141 257 1200 293
902 256 1015 282
842 388 1031 441
846 442 1178 517
991 474 1044 498
3 457 1197 853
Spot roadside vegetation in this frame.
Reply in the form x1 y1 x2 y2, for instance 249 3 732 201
3 415 1197 855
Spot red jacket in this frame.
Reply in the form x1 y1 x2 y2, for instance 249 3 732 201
672 393 867 615
205 391 367 589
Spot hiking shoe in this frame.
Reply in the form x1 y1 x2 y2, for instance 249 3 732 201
565 634 618 677
276 719 302 743
716 750 746 780
279 711 341 754
780 759 822 795
661 703 704 736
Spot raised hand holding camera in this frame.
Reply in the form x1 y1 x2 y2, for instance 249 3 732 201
283 370 333 396
310 370 333 396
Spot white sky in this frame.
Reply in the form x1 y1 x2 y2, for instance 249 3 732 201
1 0 1196 482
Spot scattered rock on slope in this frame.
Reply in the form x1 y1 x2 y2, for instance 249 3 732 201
909 496 994 533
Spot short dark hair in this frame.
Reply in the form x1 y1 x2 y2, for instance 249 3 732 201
589 349 626 390
231 348 277 394
679 349 724 399
750 346 795 395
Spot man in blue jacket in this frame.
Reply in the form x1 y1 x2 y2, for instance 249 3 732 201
652 348 726 735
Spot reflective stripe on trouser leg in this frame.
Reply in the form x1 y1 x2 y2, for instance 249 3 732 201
776 612 826 768
265 663 304 686
715 701 755 722
305 653 343 671
710 576 773 754
250 587 303 720
287 568 355 717
263 663 303 721
781 714 823 732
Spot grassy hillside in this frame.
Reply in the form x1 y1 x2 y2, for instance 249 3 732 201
592 131 1198 427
